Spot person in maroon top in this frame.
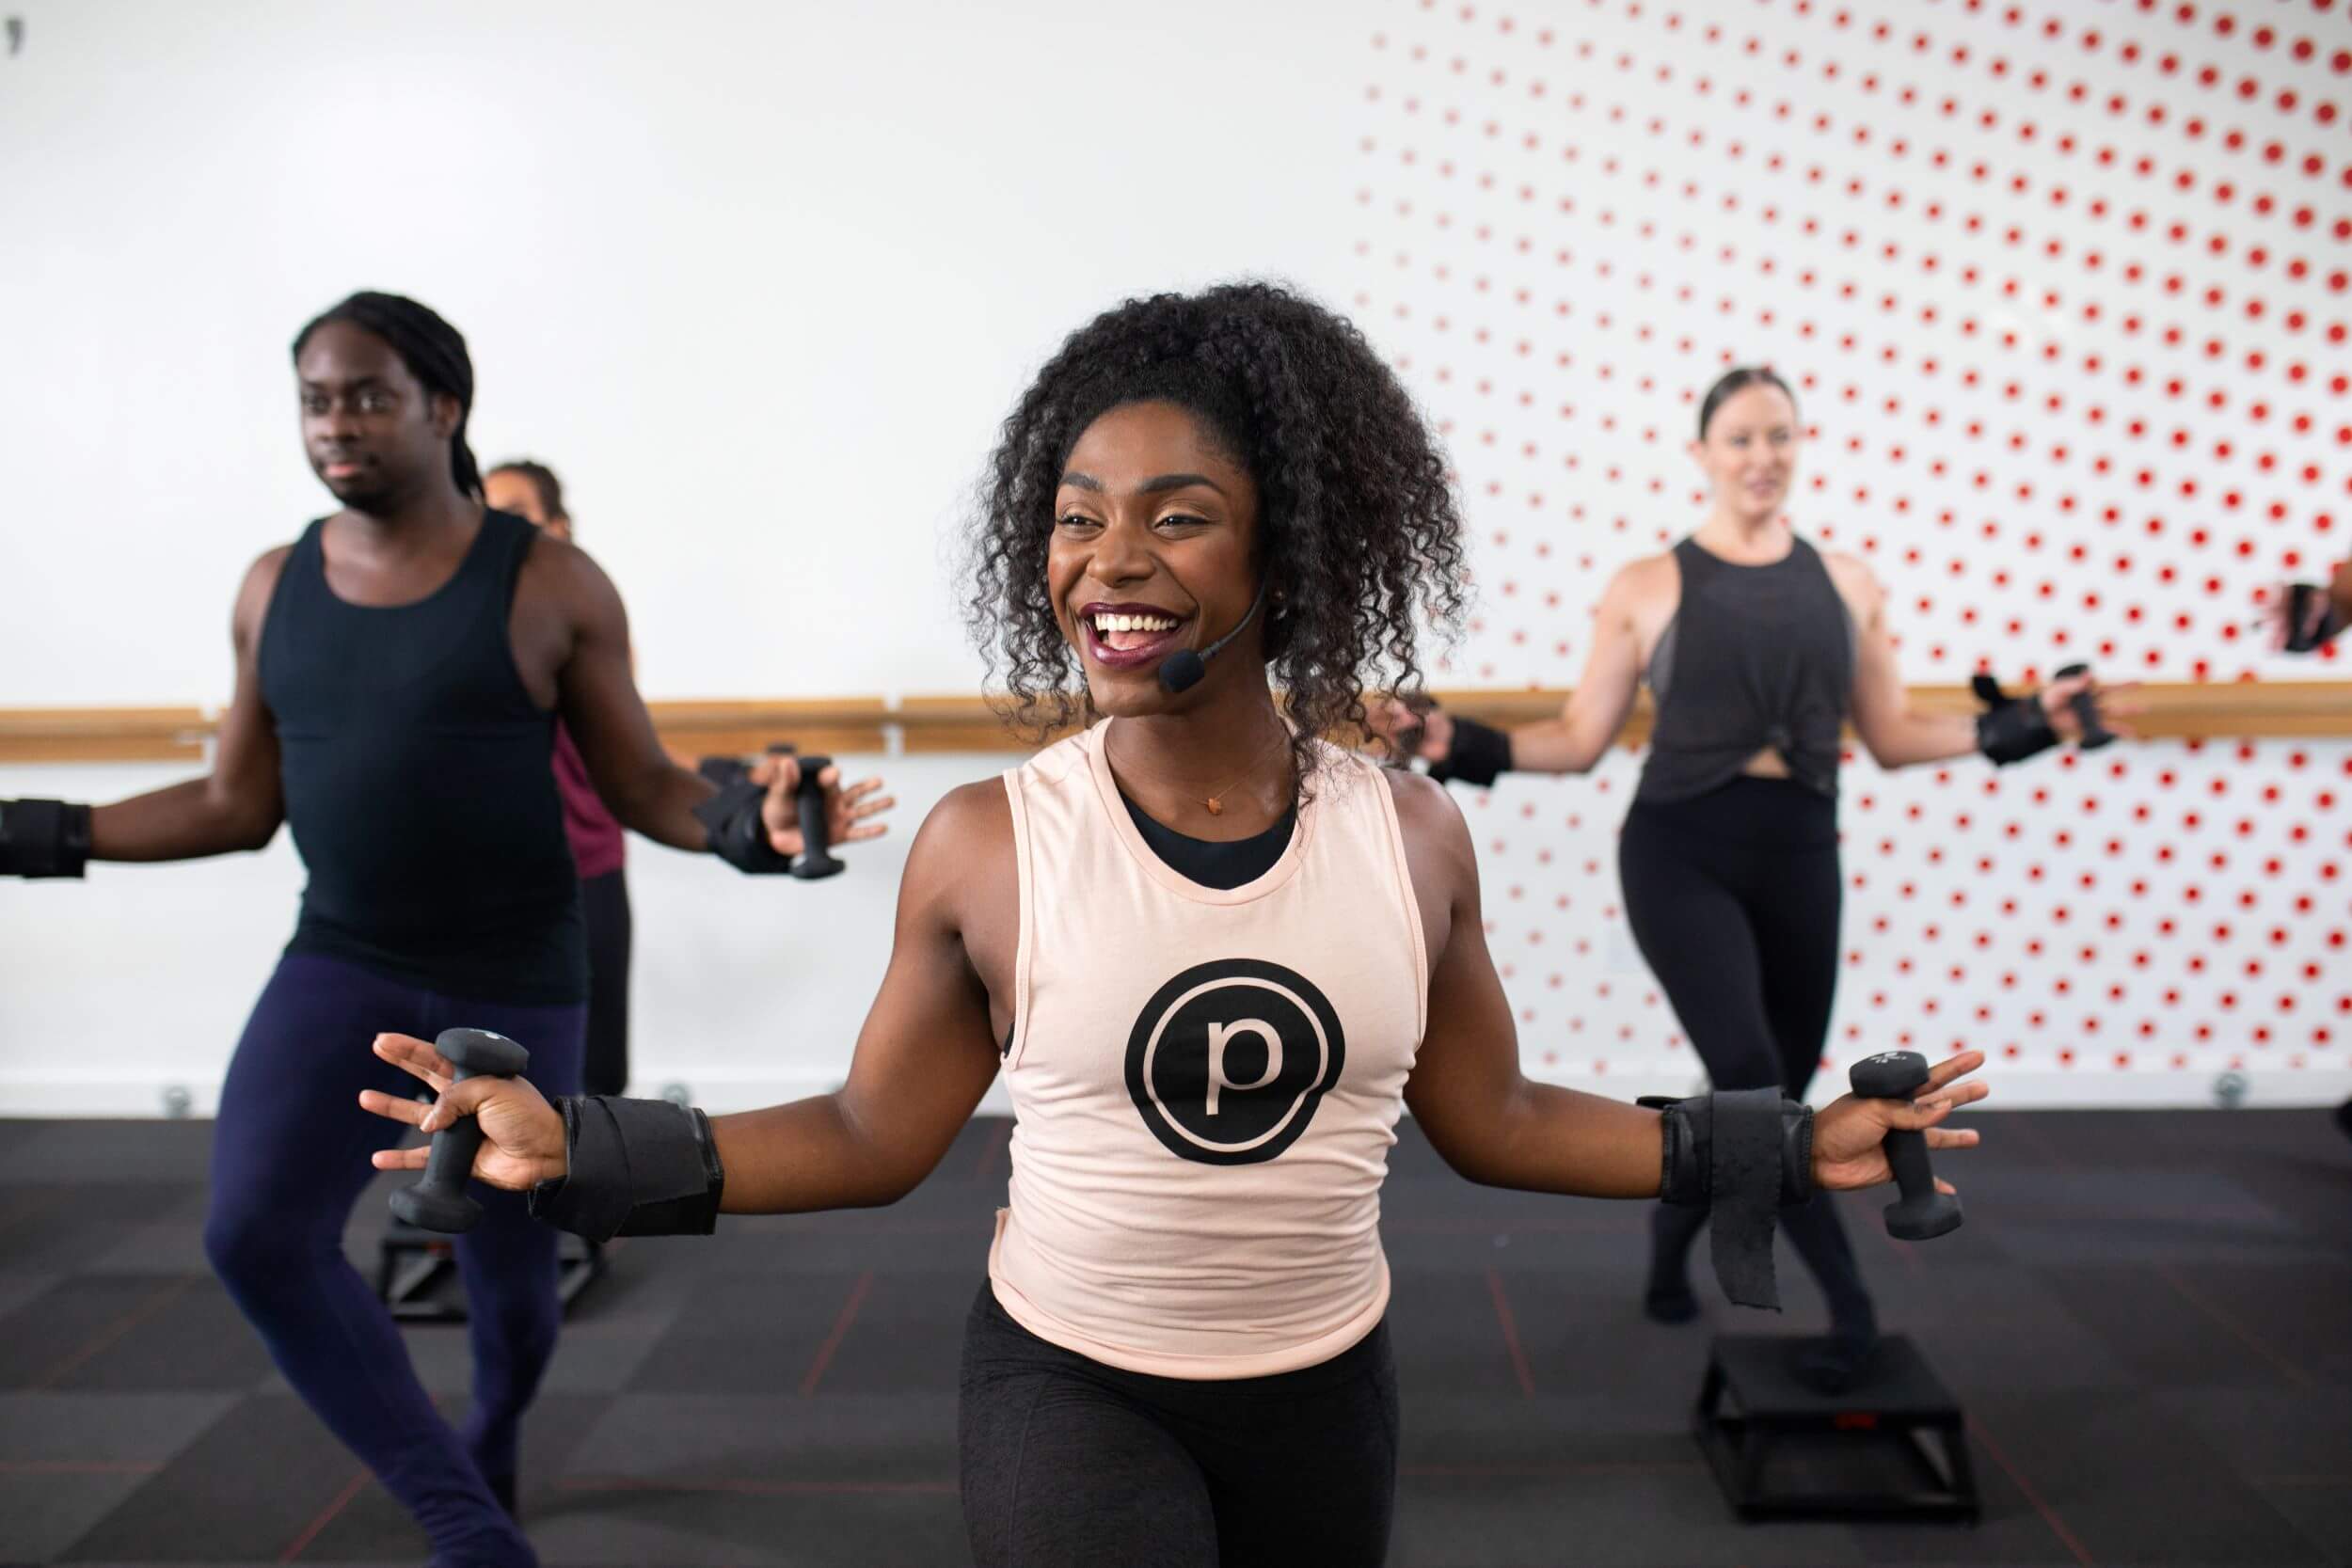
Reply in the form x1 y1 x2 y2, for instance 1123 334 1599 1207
485 461 633 1098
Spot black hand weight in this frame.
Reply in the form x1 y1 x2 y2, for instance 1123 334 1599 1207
388 1028 532 1234
789 752 844 880
1848 1050 1963 1241
2051 662 2115 751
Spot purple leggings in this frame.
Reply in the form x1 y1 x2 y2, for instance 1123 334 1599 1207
205 953 583 1568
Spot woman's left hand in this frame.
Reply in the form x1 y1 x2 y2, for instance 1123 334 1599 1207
1810 1049 1988 1193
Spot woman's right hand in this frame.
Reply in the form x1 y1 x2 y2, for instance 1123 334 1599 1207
2266 580 2340 652
1364 696 1453 765
359 1033 568 1190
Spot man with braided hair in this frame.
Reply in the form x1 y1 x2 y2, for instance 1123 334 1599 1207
0 293 892 1566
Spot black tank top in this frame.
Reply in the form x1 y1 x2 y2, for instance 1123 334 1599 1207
1636 535 1855 803
1121 794 1297 890
260 511 587 1003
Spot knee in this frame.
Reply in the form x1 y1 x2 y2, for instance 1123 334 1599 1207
202 1204 302 1288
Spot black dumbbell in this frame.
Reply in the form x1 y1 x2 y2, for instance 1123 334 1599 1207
388 1028 531 1234
790 752 843 880
2051 662 2114 751
1847 1050 1963 1241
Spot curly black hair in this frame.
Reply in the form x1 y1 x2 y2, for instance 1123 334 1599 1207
964 281 1469 795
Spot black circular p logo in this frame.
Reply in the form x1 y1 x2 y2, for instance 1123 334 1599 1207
1124 958 1345 1165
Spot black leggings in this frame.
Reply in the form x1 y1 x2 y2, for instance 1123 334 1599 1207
959 1284 1399 1568
580 868 632 1098
1619 776 1873 1330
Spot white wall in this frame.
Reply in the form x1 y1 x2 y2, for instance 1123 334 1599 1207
4 0 2346 1116
0 0 1363 704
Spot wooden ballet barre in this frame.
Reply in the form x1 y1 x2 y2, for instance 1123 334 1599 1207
2 681 2346 765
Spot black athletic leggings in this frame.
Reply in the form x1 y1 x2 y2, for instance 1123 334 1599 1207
1618 775 1873 1328
580 868 632 1098
959 1284 1400 1568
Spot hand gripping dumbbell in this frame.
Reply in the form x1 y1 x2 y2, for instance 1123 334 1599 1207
2051 662 2115 752
388 1028 531 1233
789 752 843 880
1848 1050 1963 1241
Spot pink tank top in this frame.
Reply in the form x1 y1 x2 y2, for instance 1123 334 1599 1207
987 721 1429 1379
551 723 625 879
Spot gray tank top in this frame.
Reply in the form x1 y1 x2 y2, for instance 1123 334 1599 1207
1637 535 1855 802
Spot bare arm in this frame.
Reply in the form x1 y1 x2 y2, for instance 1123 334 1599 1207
1841 555 2125 768
1503 563 1651 777
1387 769 1988 1197
367 781 1006 1201
1367 562 1652 778
710 783 1008 1211
532 541 722 851
1840 559 1980 770
89 549 288 861
1391 771 1666 1196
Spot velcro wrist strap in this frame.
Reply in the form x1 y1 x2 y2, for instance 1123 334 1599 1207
0 800 91 879
1642 1090 1816 1310
1428 715 1514 787
1972 674 2058 766
528 1096 724 1241
691 779 796 875
1709 1087 1788 1310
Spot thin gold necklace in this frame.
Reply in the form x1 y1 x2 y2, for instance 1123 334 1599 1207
1194 729 1291 816
1115 722 1289 817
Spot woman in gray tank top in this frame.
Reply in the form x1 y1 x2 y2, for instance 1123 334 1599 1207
1377 368 2130 1390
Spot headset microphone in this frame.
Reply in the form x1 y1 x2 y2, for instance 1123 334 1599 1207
1157 581 1271 694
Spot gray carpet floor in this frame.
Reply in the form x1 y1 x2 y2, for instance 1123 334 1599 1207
1 1108 2347 1566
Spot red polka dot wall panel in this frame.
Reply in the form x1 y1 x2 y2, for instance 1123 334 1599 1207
1349 0 2349 1106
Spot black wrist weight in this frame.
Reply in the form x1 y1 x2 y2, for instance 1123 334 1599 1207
1427 715 1514 787
528 1095 726 1242
1971 673 2060 766
1639 1088 1815 1310
692 778 798 875
0 799 92 879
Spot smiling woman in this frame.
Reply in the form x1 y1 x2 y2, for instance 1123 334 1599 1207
358 280 1988 1568
965 281 1470 799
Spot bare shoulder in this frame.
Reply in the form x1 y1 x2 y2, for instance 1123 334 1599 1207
1603 549 1679 616
1381 763 1460 835
1614 549 1678 596
516 529 618 603
1379 766 1473 876
1819 548 1885 615
231 544 297 648
1377 764 1475 956
1819 547 1877 588
896 777 1019 975
904 779 1016 895
240 542 296 594
920 778 1015 850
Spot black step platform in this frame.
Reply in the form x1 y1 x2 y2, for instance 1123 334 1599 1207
373 1219 604 1322
1694 1333 1979 1522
